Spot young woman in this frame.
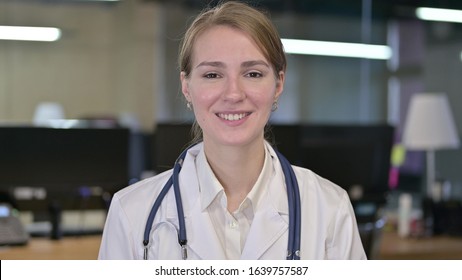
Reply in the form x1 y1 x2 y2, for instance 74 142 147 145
98 1 366 260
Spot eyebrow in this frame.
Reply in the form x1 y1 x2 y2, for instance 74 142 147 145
195 60 270 69
241 60 270 68
195 61 225 69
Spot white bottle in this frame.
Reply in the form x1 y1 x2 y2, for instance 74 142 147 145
398 193 412 237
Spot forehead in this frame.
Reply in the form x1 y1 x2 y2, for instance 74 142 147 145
191 25 267 64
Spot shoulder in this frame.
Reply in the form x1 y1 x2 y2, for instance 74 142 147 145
111 170 173 214
117 170 172 197
266 142 349 205
292 165 349 205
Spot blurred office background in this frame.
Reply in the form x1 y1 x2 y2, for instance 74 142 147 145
1 0 462 259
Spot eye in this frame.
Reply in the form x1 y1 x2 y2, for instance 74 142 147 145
246 71 263 78
204 73 219 79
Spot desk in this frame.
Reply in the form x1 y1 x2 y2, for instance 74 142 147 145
3 232 462 260
0 235 101 260
379 231 462 259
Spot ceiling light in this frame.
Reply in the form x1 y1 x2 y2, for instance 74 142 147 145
0 26 61 42
416 7 462 24
281 39 392 60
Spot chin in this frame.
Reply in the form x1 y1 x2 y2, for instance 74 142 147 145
216 133 263 148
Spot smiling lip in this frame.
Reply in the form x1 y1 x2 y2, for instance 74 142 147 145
217 112 251 121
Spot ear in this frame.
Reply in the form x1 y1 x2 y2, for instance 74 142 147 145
180 71 191 102
274 71 285 100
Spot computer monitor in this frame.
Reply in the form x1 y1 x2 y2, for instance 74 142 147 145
153 123 193 173
268 124 302 165
152 123 394 200
0 126 130 193
272 124 394 201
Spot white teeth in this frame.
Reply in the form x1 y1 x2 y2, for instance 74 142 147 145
218 113 247 121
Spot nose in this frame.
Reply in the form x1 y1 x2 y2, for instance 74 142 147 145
222 76 246 103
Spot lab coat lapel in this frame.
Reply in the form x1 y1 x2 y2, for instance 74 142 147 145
185 201 227 259
178 144 226 259
240 203 288 259
241 153 289 260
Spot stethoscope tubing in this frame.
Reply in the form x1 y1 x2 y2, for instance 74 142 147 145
276 150 301 260
172 153 188 259
143 144 301 260
142 146 190 259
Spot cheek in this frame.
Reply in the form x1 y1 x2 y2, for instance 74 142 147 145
189 84 221 107
251 85 277 107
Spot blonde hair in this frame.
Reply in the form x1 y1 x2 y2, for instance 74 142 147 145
178 1 286 143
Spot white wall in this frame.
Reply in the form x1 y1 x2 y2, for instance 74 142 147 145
0 1 162 131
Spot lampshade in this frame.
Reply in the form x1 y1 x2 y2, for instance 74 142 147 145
402 93 459 150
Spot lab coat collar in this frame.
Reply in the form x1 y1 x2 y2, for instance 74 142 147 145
265 141 290 216
195 147 224 211
190 142 289 216
196 142 273 214
178 142 290 259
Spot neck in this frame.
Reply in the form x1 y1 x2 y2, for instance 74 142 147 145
204 140 266 212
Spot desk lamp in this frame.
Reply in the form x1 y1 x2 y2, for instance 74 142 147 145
402 93 460 199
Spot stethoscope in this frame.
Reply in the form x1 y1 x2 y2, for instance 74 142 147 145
143 143 301 260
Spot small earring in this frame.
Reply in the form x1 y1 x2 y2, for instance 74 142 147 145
186 101 192 111
271 100 278 112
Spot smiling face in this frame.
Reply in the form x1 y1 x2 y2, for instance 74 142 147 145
181 25 284 148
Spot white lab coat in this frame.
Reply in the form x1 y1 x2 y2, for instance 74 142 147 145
98 143 366 260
